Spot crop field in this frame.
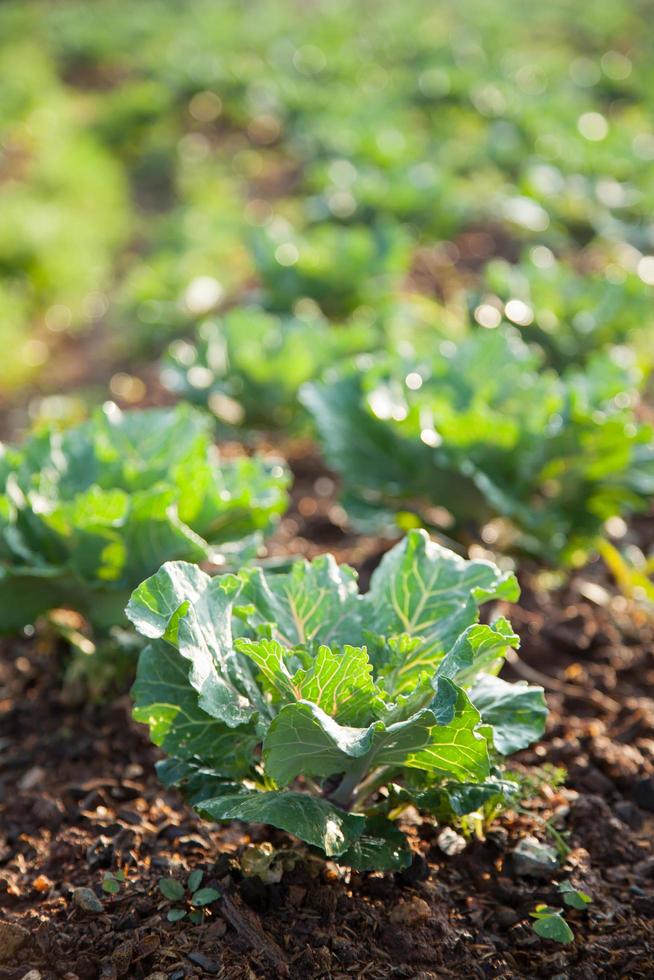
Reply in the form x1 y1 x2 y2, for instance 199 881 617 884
1 1 653 977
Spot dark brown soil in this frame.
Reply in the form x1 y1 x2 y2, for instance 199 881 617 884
1 459 653 980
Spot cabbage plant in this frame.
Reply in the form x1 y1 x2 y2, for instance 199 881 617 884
302 329 654 565
127 530 546 869
0 403 288 633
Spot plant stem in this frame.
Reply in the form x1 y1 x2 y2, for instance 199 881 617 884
328 758 371 810
352 766 395 811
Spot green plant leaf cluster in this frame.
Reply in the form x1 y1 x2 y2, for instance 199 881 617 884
158 871 220 923
4 0 654 393
127 529 546 870
0 403 289 633
302 329 654 564
160 307 375 430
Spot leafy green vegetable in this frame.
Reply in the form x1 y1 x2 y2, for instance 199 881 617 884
0 403 289 633
483 254 654 371
251 221 410 317
128 529 546 869
160 307 375 430
302 329 654 564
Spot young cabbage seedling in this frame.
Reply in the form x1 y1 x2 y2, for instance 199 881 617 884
159 871 221 923
530 881 592 944
102 870 126 895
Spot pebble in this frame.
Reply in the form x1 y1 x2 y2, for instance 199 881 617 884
18 766 46 791
389 895 431 926
188 951 220 973
437 827 467 856
0 921 29 963
72 886 104 913
511 836 560 878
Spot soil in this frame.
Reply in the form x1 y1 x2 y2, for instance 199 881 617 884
1 454 654 980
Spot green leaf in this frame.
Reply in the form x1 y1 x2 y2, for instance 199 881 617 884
263 678 489 787
188 909 204 924
187 870 203 893
294 644 385 725
364 530 519 692
130 565 267 729
262 700 384 785
237 554 362 649
468 674 547 754
531 910 574 944
195 790 365 857
131 640 258 773
403 777 519 821
437 619 520 686
167 908 187 922
176 573 271 727
336 816 412 871
102 876 121 894
191 887 221 906
559 880 592 909
234 637 300 703
126 561 212 642
158 878 185 902
300 371 438 519
403 679 490 781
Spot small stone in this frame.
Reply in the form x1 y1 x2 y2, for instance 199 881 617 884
18 766 46 791
390 895 431 926
72 886 104 913
437 827 467 856
0 921 29 963
187 951 220 973
511 836 560 878
21 972 42 980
